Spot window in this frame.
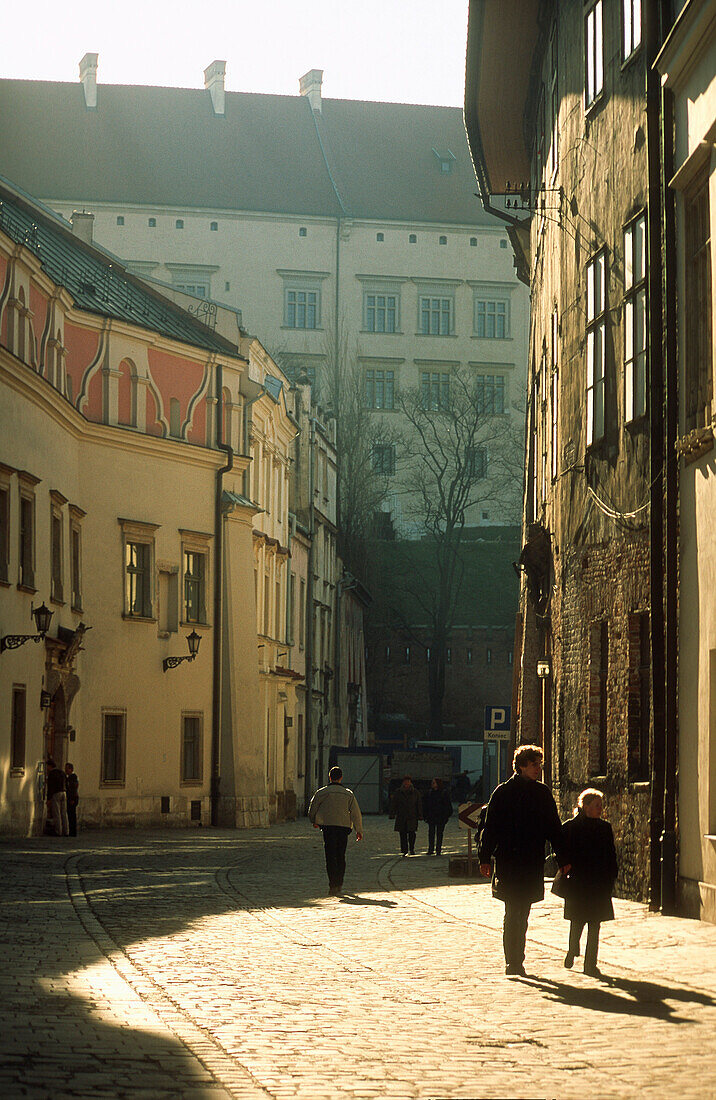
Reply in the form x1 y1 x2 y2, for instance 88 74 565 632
364 293 398 333
589 621 609 775
275 578 282 638
585 1 604 108
176 219 184 229
372 444 396 476
18 489 35 590
385 644 391 662
471 238 478 247
547 22 559 179
50 501 64 604
181 714 203 783
101 712 126 784
586 251 607 445
426 647 431 663
285 289 318 329
500 239 508 249
409 234 417 244
404 646 411 664
476 374 506 414
126 542 151 616
439 235 447 245
467 647 473 665
299 227 307 237
551 308 559 480
624 213 647 422
376 232 384 242
486 648 492 664
225 282 230 292
120 519 157 619
210 221 218 231
299 578 306 648
421 371 450 410
11 686 26 771
184 550 207 624
623 0 642 60
0 481 9 584
628 613 650 781
466 446 488 479
174 282 208 298
475 298 509 338
148 217 156 228
446 647 452 664
508 650 513 666
420 296 452 336
684 169 712 431
116 216 124 226
365 369 395 409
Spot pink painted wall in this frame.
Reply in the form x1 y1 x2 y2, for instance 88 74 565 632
64 323 101 413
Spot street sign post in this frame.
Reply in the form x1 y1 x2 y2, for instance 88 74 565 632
458 801 483 875
483 706 512 794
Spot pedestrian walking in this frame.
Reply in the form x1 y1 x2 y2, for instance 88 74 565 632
65 762 79 837
46 758 69 837
478 744 569 976
560 788 618 978
308 766 363 896
423 777 452 855
391 775 422 857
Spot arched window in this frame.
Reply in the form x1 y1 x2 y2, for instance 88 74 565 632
210 221 218 231
148 217 157 228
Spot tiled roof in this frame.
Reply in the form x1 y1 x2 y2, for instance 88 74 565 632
0 79 494 227
0 180 237 353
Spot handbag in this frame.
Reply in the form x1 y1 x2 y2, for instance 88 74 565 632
551 868 571 898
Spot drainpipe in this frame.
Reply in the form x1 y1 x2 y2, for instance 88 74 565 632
211 361 233 827
645 2 667 909
303 415 316 811
661 67 679 915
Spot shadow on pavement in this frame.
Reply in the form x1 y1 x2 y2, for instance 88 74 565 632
518 971 715 1023
339 893 398 908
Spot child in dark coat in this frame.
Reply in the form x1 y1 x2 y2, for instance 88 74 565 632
560 788 618 977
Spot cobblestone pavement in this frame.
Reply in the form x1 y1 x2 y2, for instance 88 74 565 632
2 816 716 1100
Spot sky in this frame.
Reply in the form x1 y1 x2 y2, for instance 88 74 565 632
1 0 469 107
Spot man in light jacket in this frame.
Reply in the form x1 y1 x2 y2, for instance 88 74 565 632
308 766 363 896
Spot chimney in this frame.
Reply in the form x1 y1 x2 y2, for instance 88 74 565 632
204 60 226 117
70 211 95 245
79 53 98 109
299 69 323 113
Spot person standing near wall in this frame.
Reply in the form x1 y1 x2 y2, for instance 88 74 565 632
391 776 423 857
64 763 79 837
46 759 69 837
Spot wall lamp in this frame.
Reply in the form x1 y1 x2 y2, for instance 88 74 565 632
536 658 551 679
1 601 54 654
163 629 202 672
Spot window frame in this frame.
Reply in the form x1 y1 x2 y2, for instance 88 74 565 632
585 0 604 110
181 712 203 785
473 296 510 339
364 367 396 410
624 212 648 424
683 167 713 432
363 291 399 334
101 709 126 786
11 684 26 774
0 467 11 585
119 518 159 621
371 443 396 477
50 490 67 606
419 294 454 336
475 373 506 415
466 445 488 480
622 0 642 63
17 473 39 592
586 250 607 447
420 370 451 410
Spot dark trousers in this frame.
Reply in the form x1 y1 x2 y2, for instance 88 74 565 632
322 825 350 889
399 830 416 855
68 801 78 837
569 920 601 969
427 822 445 853
503 901 531 966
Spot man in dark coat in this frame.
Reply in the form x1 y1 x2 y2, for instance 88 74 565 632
478 744 569 975
65 762 79 837
391 776 422 856
423 778 452 855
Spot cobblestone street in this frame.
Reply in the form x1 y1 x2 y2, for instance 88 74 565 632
2 816 716 1099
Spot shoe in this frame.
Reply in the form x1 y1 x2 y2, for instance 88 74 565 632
328 886 340 896
564 952 575 969
584 965 604 978
427 849 434 855
409 850 415 856
505 963 526 976
402 853 407 858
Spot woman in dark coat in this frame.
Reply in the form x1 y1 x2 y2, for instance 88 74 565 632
561 788 618 977
391 776 423 856
423 778 452 855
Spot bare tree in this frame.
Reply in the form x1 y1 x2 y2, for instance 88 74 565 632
383 367 523 735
